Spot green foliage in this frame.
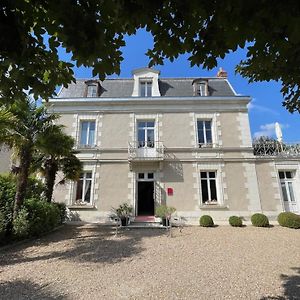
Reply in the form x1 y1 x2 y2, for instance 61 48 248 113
229 216 243 227
251 213 269 227
113 203 133 218
199 215 214 227
277 212 300 229
53 202 67 224
155 205 176 218
1 2 300 111
24 198 60 236
0 211 6 239
13 208 30 238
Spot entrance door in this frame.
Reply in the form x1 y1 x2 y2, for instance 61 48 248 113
137 173 155 216
279 171 299 213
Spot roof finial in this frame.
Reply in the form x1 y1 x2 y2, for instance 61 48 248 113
217 67 228 78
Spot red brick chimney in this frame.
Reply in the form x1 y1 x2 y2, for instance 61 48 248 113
216 67 227 78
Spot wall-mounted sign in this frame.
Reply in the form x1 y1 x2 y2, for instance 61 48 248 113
167 187 173 196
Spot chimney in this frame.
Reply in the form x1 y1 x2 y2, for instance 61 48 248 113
217 67 227 78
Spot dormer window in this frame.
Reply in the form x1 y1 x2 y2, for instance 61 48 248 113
87 84 98 97
140 80 152 97
193 79 208 96
85 80 100 97
197 82 207 96
131 68 160 97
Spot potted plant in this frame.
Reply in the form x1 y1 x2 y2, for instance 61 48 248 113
113 203 133 226
155 205 176 226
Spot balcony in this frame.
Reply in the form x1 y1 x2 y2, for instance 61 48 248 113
253 141 300 158
128 141 165 161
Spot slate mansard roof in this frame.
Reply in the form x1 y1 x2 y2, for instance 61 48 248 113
57 77 237 98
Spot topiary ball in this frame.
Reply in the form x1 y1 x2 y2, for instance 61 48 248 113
199 215 214 227
229 216 243 227
251 213 269 227
277 212 300 229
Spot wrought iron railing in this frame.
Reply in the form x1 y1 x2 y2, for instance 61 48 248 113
253 141 300 157
128 141 164 160
75 143 98 150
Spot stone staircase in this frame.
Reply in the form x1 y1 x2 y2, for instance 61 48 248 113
128 216 164 228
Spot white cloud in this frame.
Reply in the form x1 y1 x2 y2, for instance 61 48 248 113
253 123 289 139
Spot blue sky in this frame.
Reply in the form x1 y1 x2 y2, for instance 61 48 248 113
60 29 300 142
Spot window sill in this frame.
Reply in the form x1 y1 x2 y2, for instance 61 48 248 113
200 204 228 210
67 205 96 210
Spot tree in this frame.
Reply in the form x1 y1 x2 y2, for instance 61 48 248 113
1 1 300 112
0 99 58 218
33 126 82 202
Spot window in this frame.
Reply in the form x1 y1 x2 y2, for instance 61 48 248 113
75 172 93 204
140 81 152 97
279 171 295 202
137 121 155 148
80 121 96 147
200 171 217 204
87 84 98 97
196 82 207 96
197 120 212 146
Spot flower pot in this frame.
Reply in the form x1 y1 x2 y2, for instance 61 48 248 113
162 218 170 227
121 217 128 226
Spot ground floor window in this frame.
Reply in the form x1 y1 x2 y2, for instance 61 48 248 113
75 172 93 204
279 171 295 203
200 171 217 204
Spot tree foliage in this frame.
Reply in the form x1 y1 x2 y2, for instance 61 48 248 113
1 1 300 111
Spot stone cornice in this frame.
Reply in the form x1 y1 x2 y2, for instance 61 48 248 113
47 96 250 113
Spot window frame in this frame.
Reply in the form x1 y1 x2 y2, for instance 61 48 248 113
196 82 207 96
279 171 296 203
75 171 94 204
197 119 213 147
139 80 153 97
79 120 96 147
137 119 156 148
200 171 218 204
86 83 99 97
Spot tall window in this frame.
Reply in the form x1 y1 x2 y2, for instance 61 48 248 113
80 121 95 146
75 172 93 204
140 81 152 97
87 84 98 97
197 120 212 146
137 121 155 148
279 171 295 203
200 171 217 204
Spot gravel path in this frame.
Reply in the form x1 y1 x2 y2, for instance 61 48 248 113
0 224 299 300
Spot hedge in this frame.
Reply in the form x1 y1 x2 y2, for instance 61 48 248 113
251 213 269 227
199 215 214 227
277 212 300 229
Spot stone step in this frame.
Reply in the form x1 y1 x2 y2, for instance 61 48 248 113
128 221 164 228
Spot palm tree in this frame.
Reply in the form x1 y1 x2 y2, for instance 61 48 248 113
34 125 82 202
0 99 59 218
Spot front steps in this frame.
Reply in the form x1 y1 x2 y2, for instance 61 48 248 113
128 216 164 228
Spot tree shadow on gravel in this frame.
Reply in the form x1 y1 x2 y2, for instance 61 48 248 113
0 225 165 267
261 267 300 300
0 279 66 299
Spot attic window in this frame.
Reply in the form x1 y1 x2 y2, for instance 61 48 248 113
140 80 152 97
196 81 207 96
87 84 98 97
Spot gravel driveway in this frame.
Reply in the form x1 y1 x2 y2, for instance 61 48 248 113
0 224 299 300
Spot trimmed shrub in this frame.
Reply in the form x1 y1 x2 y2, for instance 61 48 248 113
13 208 30 238
24 198 60 236
53 202 66 224
229 216 243 227
251 213 269 227
199 215 214 227
0 211 6 239
277 212 300 229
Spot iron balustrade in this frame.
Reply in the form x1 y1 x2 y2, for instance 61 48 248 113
253 141 300 157
128 141 164 160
